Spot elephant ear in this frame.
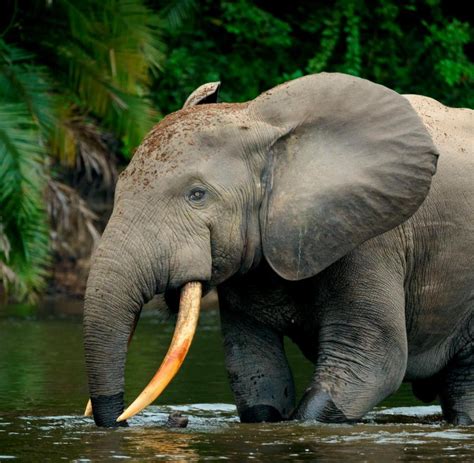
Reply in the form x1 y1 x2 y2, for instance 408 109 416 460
252 73 439 280
183 81 221 108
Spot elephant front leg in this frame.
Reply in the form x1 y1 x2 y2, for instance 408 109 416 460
293 320 407 421
220 308 295 423
293 258 408 422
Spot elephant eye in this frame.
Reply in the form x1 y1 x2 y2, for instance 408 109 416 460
188 187 207 203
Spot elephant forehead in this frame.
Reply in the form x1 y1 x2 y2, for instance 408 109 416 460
117 104 253 191
137 103 250 161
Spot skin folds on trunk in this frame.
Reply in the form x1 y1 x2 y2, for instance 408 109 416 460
84 315 139 417
83 216 158 427
84 216 203 426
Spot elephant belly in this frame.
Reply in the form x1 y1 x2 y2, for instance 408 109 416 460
402 184 474 378
405 312 472 380
404 266 474 380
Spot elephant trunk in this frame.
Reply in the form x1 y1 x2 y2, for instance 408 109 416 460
83 216 159 427
83 212 204 427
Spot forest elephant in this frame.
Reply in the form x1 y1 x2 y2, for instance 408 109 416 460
83 73 474 427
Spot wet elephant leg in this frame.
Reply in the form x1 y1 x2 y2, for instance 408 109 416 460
292 253 408 422
438 341 474 425
219 305 295 423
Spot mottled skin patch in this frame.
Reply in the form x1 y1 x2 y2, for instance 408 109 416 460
119 104 253 191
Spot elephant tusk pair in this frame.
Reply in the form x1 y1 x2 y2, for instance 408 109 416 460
84 281 202 422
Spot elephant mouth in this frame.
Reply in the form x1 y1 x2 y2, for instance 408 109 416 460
84 281 203 422
165 281 211 314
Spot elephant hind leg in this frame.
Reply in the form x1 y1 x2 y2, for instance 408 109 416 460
438 343 474 425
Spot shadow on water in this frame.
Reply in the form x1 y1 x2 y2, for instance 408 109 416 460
1 299 473 461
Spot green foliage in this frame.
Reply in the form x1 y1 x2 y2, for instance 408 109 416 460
19 0 164 158
153 0 473 112
221 0 292 48
0 0 164 302
306 8 343 74
0 40 51 301
425 19 474 87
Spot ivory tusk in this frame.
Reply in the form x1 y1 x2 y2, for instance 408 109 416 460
116 281 202 422
84 399 93 416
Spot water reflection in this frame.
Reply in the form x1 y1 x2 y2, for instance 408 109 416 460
2 405 473 461
1 301 473 461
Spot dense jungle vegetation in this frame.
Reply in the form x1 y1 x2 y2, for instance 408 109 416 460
0 0 472 303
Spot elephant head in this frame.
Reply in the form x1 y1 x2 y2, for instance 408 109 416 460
83 73 438 426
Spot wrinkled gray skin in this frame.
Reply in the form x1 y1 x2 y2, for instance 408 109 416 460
84 73 474 427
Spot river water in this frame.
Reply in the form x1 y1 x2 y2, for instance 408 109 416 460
1 299 473 461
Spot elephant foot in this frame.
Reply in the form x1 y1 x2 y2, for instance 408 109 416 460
446 412 473 426
440 393 474 426
438 347 474 426
291 388 350 423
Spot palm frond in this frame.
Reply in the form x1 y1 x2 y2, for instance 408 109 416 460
160 0 198 29
49 101 79 167
47 179 100 260
53 0 164 157
0 223 11 261
0 39 58 137
68 117 118 188
0 101 50 302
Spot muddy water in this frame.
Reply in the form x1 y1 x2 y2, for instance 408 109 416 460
1 300 473 461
